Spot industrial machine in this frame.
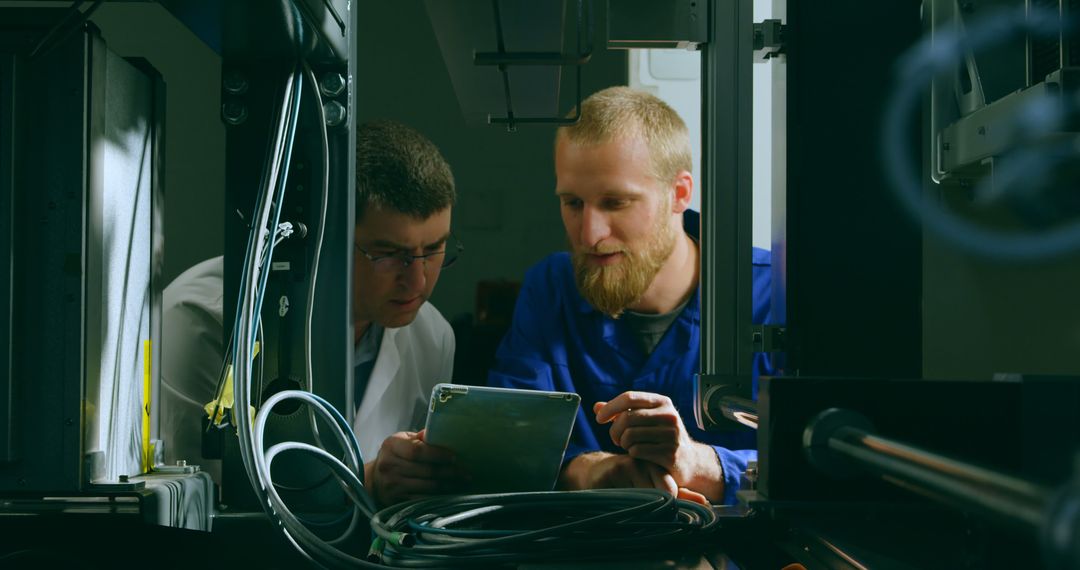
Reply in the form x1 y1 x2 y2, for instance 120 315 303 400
1 0 1079 568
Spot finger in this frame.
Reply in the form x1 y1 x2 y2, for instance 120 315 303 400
676 487 709 505
388 438 456 465
610 411 680 447
412 441 457 464
647 464 678 496
593 401 620 425
619 426 678 450
595 391 672 423
625 460 653 489
381 459 463 480
625 442 677 471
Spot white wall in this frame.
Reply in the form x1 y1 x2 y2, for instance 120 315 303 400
628 0 777 250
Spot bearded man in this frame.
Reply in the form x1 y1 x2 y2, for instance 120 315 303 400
487 87 772 505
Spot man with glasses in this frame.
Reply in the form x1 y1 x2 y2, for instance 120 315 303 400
161 121 464 507
351 120 468 507
488 87 772 505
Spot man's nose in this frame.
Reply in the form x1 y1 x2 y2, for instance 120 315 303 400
399 257 427 291
580 206 611 247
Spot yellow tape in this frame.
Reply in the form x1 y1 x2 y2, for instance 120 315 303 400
142 339 152 473
203 341 260 427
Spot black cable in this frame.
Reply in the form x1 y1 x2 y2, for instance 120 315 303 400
368 489 718 567
261 62 337 497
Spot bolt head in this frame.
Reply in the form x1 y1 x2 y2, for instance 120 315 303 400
222 102 248 126
323 100 347 128
223 72 248 95
319 72 346 98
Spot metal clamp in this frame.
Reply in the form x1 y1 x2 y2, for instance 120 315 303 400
753 19 786 61
751 324 786 352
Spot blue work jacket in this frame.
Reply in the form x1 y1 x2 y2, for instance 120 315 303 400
488 210 773 505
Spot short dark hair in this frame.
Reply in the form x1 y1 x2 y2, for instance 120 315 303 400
355 120 456 223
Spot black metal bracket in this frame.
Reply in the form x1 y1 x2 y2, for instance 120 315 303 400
751 324 786 352
753 18 786 61
478 0 594 131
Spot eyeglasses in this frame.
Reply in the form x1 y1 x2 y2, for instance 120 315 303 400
355 235 464 275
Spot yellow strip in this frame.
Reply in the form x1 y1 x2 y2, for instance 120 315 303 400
204 341 260 427
143 339 152 473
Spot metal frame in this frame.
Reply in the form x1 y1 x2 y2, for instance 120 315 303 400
698 0 756 417
218 4 355 510
0 53 14 464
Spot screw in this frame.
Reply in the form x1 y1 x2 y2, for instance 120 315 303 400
323 100 347 128
319 72 346 98
176 460 187 467
223 72 248 95
222 102 248 126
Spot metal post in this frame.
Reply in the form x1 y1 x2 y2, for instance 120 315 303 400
698 0 755 419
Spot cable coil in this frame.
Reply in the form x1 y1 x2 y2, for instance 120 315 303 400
369 489 719 567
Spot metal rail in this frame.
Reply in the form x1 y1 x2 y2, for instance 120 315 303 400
719 396 759 430
804 408 1054 533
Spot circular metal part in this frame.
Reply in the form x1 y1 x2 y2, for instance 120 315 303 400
222 101 248 126
222 72 248 95
802 407 875 479
319 72 346 98
323 100 347 128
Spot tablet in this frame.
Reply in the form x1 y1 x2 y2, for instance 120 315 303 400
423 383 580 493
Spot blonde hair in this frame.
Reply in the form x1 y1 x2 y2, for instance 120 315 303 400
557 86 692 185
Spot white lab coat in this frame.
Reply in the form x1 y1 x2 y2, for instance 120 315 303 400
161 256 225 483
352 301 455 463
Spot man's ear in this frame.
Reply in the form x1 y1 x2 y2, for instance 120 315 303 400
671 170 694 214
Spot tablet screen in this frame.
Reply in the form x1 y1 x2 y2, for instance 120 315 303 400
423 383 580 493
